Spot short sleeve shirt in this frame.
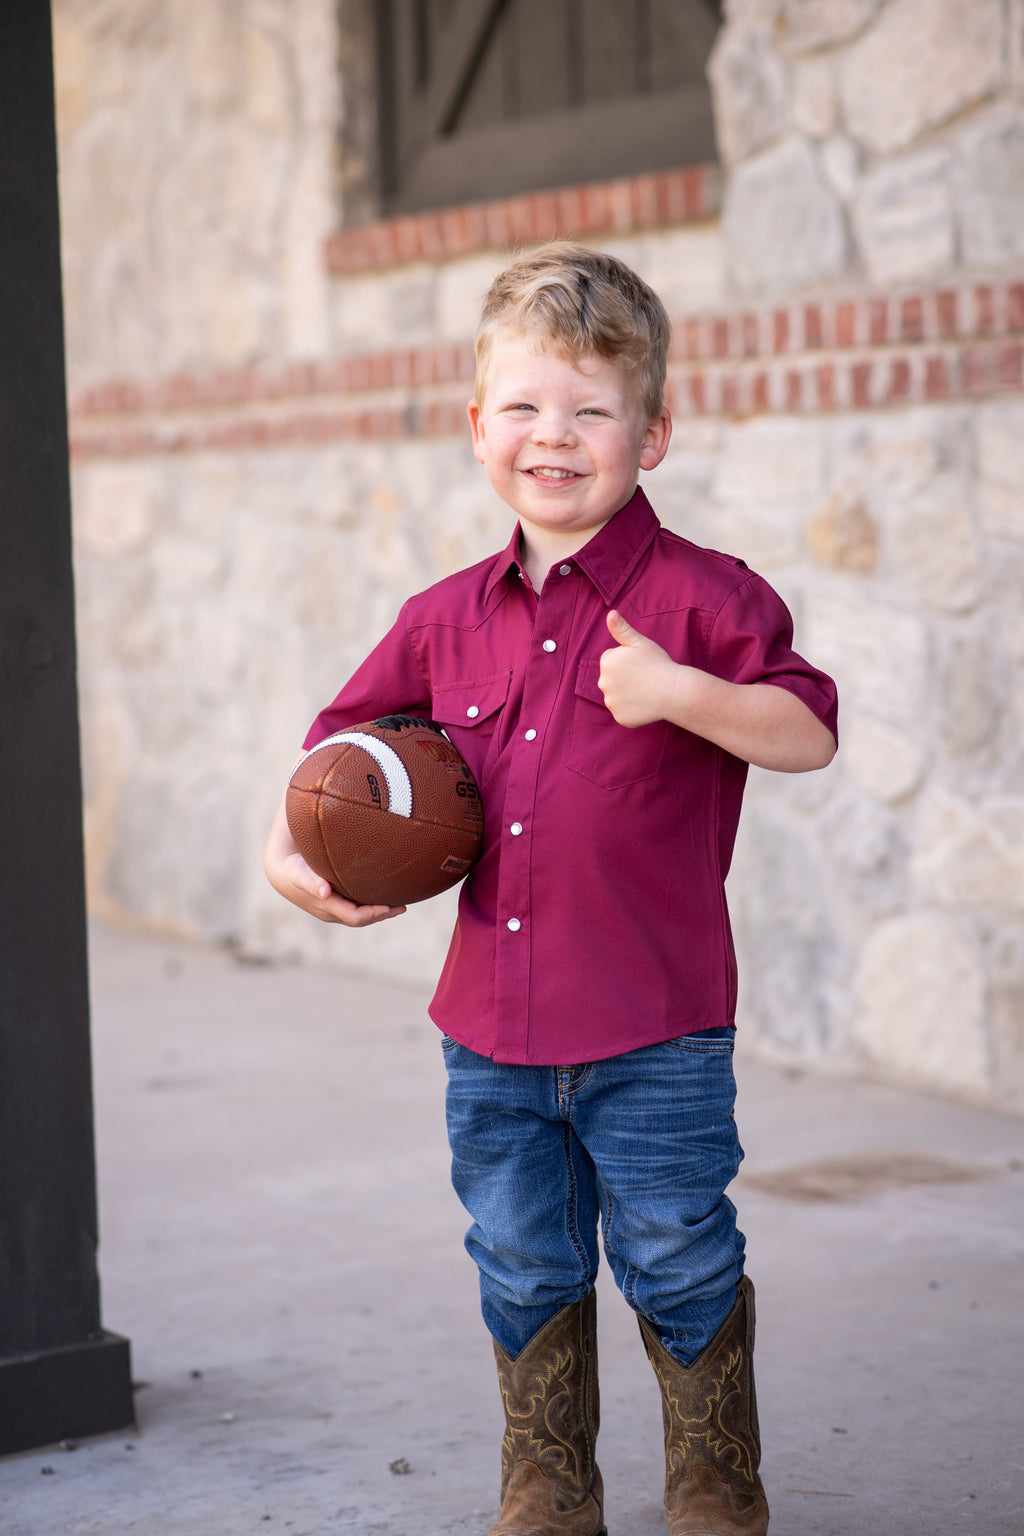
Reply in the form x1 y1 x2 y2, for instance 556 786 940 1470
304 488 838 1065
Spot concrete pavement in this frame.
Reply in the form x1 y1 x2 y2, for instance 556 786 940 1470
2 920 1023 1535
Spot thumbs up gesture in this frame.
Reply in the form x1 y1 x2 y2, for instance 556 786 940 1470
598 609 681 728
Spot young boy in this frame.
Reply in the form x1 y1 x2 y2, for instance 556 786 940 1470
265 244 838 1536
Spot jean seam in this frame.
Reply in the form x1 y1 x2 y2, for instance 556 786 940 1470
560 1123 590 1277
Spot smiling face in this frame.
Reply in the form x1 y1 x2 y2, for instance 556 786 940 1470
468 328 672 575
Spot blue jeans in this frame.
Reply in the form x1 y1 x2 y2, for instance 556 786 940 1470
442 1029 745 1366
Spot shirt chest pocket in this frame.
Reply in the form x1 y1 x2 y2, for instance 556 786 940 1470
567 658 671 790
431 671 511 777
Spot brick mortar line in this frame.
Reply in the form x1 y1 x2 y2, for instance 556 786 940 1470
69 280 1024 425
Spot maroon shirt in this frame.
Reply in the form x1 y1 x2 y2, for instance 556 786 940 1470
305 489 838 1065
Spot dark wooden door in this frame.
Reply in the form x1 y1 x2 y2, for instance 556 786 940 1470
375 0 722 215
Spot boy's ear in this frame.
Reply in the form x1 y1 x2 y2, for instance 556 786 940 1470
467 398 487 464
639 406 672 472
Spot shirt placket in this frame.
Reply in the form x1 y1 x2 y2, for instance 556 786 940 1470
491 562 579 1061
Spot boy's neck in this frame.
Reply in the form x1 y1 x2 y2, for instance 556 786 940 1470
517 518 614 591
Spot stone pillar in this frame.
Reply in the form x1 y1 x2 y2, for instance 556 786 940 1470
0 1 133 1455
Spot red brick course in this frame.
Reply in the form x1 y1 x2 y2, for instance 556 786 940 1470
69 278 1024 460
323 166 721 275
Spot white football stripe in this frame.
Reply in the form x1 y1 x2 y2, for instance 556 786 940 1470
294 731 413 818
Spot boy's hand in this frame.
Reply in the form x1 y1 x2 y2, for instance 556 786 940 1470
599 609 837 771
599 609 681 728
264 789 406 927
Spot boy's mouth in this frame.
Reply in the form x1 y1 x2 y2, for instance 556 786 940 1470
525 467 579 482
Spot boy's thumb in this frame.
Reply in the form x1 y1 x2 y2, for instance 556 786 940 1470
607 609 641 646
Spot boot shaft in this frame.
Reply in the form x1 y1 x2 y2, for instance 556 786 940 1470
490 1292 606 1536
639 1276 769 1536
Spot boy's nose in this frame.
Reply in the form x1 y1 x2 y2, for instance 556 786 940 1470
531 410 576 446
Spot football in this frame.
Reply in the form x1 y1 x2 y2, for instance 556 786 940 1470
285 714 484 907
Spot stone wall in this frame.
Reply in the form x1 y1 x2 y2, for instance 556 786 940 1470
56 0 1024 1110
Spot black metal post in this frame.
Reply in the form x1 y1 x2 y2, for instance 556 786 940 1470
0 1 133 1454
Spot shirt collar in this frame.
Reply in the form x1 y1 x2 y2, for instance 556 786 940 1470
484 524 527 605
483 486 660 606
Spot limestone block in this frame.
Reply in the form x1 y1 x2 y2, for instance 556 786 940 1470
840 0 1005 156
154 123 288 361
104 758 245 939
843 714 925 804
708 25 790 165
331 270 399 349
792 55 838 138
852 912 989 1093
804 490 878 573
774 0 881 54
886 474 981 615
436 255 505 343
977 403 1024 543
829 412 980 612
153 533 227 598
851 149 955 286
386 268 439 339
833 409 963 499
723 135 848 294
955 110 1024 268
653 420 728 549
715 416 825 504
52 6 105 137
710 417 824 566
804 586 929 729
912 789 1024 911
820 136 860 201
1000 608 1024 667
243 20 296 135
282 141 335 355
820 790 909 915
730 805 843 1056
185 0 241 111
78 558 160 669
633 226 730 315
73 460 163 557
939 633 1001 761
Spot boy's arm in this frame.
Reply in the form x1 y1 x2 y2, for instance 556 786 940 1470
265 598 429 924
264 787 407 927
599 610 836 773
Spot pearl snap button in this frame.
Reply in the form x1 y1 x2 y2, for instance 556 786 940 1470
507 918 522 932
510 822 523 836
543 639 557 652
466 705 480 718
559 564 572 575
524 729 537 741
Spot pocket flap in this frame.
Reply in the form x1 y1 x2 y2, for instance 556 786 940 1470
432 670 511 727
574 657 606 706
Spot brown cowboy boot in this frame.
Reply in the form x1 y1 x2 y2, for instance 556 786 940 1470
638 1276 769 1536
487 1290 606 1536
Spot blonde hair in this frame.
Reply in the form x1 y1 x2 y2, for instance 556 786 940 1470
474 242 670 422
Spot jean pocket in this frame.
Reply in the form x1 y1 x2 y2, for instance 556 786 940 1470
566 658 670 789
665 1029 735 1054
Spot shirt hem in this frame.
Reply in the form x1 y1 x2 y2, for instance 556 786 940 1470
428 1007 737 1066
